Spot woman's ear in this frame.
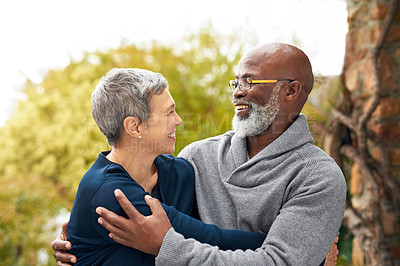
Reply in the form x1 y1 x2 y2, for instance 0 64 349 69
123 116 142 139
284 81 302 100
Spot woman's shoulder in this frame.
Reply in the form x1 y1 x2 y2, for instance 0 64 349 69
91 154 146 209
155 155 195 214
155 154 195 191
155 154 194 174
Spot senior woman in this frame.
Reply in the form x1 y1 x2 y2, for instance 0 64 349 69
64 68 265 265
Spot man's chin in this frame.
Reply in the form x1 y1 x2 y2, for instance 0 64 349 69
234 113 249 121
232 116 271 138
232 118 252 138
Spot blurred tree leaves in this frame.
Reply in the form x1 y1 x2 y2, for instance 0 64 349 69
0 27 246 264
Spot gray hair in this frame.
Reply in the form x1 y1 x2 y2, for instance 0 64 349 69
91 68 168 146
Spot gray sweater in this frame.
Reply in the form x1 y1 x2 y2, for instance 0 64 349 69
157 114 347 265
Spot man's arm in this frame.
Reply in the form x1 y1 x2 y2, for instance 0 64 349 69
98 189 266 252
98 189 341 265
51 222 77 265
97 193 170 255
99 161 346 265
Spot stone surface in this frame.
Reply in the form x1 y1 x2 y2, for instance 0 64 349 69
351 163 362 195
344 31 357 65
357 48 368 60
396 8 400 21
369 121 400 143
371 3 389 20
386 25 400 42
352 238 365 266
378 50 398 90
381 200 398 236
372 97 400 118
344 63 361 92
364 56 376 93
390 246 400 261
389 148 400 166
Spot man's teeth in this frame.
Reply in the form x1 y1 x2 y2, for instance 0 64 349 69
236 105 249 111
168 132 176 137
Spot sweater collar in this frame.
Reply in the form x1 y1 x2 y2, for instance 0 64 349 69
231 114 313 166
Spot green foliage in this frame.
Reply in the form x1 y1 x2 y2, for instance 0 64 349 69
336 225 353 265
302 75 345 147
0 27 246 264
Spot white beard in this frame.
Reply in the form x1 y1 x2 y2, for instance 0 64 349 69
232 84 281 138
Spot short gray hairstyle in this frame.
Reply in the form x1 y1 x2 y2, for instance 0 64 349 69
91 68 168 146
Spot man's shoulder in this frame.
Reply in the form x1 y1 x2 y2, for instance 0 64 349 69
187 131 235 148
178 131 235 157
297 143 336 164
296 143 345 184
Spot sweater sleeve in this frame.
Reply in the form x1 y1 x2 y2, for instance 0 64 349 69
156 159 347 265
92 170 266 252
165 203 265 250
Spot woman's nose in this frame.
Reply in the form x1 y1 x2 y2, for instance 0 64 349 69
175 112 182 127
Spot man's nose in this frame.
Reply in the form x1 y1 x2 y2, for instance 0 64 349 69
233 87 248 98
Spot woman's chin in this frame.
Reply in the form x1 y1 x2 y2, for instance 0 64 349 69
159 144 175 155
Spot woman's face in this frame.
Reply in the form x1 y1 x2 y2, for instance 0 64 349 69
140 88 182 155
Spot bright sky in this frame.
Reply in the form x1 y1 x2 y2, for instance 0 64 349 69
0 0 348 126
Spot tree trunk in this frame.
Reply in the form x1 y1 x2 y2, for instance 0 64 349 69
326 0 400 265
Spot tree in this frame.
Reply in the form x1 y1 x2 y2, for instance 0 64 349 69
323 0 400 264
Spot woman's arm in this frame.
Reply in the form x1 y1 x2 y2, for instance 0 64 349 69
96 189 265 255
93 178 266 252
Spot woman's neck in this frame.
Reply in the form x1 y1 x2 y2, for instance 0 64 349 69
106 148 158 193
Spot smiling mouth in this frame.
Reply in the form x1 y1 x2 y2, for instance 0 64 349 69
168 132 176 138
235 104 250 112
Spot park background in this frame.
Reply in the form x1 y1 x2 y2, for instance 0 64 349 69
0 0 399 265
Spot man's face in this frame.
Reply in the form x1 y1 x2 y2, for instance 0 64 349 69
231 54 282 137
232 85 281 137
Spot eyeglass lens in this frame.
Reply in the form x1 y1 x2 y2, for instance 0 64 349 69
229 79 250 91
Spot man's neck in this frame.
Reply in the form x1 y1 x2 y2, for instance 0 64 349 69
246 119 293 159
247 134 277 159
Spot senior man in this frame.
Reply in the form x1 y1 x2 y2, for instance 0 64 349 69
54 43 346 265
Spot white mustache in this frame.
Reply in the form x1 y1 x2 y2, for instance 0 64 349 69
232 99 254 107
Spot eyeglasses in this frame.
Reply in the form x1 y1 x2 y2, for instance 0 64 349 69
228 77 295 92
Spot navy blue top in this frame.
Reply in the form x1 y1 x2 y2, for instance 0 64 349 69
67 152 265 265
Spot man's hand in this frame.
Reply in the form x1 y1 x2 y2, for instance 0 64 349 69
96 189 172 255
51 221 77 265
324 236 339 266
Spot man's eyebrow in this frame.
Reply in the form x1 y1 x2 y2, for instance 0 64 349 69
235 74 251 79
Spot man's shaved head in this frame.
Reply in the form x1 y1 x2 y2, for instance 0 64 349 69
240 43 314 93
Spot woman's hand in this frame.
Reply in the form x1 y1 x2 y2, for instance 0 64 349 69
324 236 339 266
51 221 77 265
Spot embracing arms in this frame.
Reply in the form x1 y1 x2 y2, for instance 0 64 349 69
98 158 346 265
53 189 340 265
52 187 265 264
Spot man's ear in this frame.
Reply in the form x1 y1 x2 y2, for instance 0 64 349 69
284 81 302 100
123 116 142 138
